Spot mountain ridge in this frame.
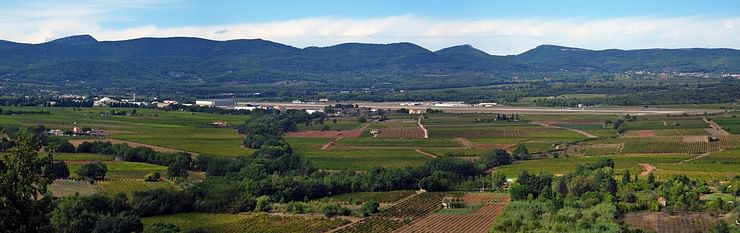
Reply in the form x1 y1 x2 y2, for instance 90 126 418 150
0 35 738 94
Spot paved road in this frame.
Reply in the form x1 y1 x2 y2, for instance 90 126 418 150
255 101 723 115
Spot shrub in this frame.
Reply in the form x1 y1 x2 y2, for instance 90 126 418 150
360 201 380 217
322 203 351 218
144 172 161 182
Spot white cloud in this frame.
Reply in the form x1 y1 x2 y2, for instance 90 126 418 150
0 4 737 55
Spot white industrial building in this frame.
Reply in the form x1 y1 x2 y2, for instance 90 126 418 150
195 99 236 107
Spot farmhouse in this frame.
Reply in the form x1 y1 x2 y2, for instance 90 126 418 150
409 109 426 115
441 197 464 209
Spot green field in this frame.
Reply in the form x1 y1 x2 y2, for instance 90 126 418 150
300 148 430 170
98 180 178 198
67 161 168 179
0 106 252 157
142 213 349 233
317 190 416 204
496 154 694 178
715 116 740 134
54 153 114 161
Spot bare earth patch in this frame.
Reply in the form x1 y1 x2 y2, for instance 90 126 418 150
638 130 656 137
639 163 656 176
49 179 99 197
682 135 708 143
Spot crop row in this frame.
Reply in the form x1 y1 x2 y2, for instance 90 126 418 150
376 127 425 138
395 204 507 233
336 192 461 233
623 142 715 154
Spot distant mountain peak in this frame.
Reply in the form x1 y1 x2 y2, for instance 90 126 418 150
532 44 590 52
436 44 490 57
46 35 98 45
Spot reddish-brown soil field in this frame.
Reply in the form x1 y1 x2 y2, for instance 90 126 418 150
638 130 657 137
462 193 511 204
394 204 507 233
377 127 424 138
285 129 363 138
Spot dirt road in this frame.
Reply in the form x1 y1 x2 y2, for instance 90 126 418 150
533 122 598 139
418 115 429 139
703 117 730 136
258 101 721 115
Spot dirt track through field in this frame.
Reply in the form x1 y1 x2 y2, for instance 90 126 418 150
639 163 656 176
414 149 438 158
418 115 429 139
532 121 598 139
321 137 343 150
703 117 730 136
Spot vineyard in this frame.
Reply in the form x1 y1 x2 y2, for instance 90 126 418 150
395 193 510 233
429 128 526 138
581 144 623 156
143 213 349 233
394 204 507 233
623 212 723 233
376 127 425 138
318 190 417 204
622 136 740 154
336 192 462 233
461 192 510 204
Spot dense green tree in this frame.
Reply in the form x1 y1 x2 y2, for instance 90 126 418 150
144 172 161 182
52 194 141 233
0 133 54 233
481 149 512 168
92 212 143 233
491 172 507 190
322 203 351 218
145 223 180 233
512 144 530 160
77 162 108 180
50 160 71 179
361 201 380 216
621 169 631 184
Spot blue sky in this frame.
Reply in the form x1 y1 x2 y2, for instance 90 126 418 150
0 0 738 54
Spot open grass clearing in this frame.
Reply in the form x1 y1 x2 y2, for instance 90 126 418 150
49 179 99 197
300 148 430 170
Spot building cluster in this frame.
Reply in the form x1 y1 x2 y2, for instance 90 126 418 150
47 127 106 137
92 96 179 108
195 99 274 111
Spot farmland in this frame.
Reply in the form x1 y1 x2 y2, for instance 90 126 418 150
142 213 349 233
3 105 740 233
336 192 464 233
98 180 179 197
0 106 252 157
